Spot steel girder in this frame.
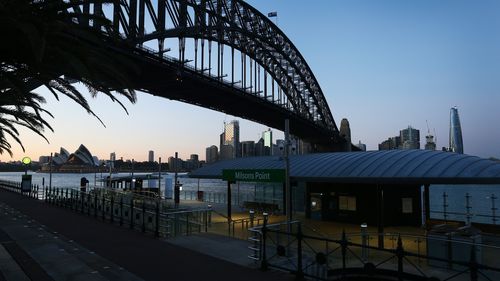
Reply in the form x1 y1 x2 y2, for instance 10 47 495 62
68 0 339 135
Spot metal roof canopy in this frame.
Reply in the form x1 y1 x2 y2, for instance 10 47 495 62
190 150 500 185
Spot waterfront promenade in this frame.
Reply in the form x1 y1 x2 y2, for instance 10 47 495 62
0 189 293 281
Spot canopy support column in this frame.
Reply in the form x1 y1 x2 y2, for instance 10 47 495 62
424 184 431 229
377 185 385 249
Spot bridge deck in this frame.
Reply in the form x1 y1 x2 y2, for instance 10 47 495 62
0 189 292 281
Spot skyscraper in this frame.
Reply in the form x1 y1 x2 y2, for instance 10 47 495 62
223 120 240 158
205 145 218 163
400 126 420 149
148 150 154 162
241 141 256 157
109 152 116 169
449 107 464 154
262 128 272 156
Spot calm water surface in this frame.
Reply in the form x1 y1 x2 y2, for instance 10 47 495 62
1 172 498 224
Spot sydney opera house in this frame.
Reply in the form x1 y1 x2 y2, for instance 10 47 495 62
40 145 100 173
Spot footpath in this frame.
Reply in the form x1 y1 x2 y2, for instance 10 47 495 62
0 189 293 281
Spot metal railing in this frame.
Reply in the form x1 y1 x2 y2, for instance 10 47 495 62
0 180 211 238
0 180 43 199
249 218 500 281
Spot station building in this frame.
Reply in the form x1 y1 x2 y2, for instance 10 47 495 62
190 150 500 232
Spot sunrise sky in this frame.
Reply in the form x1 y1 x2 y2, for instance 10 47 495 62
2 0 499 162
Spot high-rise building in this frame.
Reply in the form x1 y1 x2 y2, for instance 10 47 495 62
168 156 183 171
378 136 400 150
185 154 200 170
425 134 436 151
205 145 218 163
254 138 265 156
38 156 50 164
339 118 352 152
355 141 367 151
222 120 240 159
241 141 256 157
449 107 464 154
400 126 420 149
262 129 273 156
272 139 285 156
148 150 154 162
109 152 116 169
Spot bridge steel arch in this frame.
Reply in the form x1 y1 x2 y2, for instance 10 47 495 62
68 0 347 151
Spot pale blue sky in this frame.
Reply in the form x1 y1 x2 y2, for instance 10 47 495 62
2 0 499 162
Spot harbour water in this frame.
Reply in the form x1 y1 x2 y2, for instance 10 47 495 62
1 172 498 225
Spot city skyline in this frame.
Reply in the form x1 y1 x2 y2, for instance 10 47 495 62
1 0 499 162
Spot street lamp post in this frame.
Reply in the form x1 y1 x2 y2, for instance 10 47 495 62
284 119 292 232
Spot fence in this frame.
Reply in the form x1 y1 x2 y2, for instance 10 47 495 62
249 218 500 281
0 180 43 199
432 192 498 225
180 189 255 205
0 180 211 238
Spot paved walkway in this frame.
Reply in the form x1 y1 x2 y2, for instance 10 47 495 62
0 189 293 281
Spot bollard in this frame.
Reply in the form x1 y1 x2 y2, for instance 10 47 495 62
361 223 368 261
396 235 404 276
207 205 212 225
296 223 304 280
470 244 478 281
204 210 208 232
249 209 255 228
341 230 347 270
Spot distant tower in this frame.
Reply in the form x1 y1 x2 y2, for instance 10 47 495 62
424 121 436 151
339 118 351 151
205 145 218 163
400 126 420 149
262 128 272 156
355 140 367 151
148 150 154 162
449 107 464 154
109 152 116 169
220 120 240 159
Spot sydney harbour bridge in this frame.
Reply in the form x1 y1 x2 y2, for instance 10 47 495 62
68 0 348 151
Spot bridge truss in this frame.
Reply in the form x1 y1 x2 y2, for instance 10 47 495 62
69 0 346 149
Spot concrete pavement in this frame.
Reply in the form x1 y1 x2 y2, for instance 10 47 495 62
0 189 293 281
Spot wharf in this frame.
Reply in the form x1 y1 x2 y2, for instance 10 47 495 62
0 189 292 281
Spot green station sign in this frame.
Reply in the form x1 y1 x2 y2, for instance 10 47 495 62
222 169 285 183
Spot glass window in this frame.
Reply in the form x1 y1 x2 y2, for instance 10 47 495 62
402 198 413 214
339 196 356 211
